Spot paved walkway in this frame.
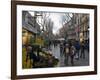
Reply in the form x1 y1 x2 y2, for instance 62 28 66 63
59 50 89 67
50 44 89 67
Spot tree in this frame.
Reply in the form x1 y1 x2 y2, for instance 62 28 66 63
36 12 50 32
61 13 73 25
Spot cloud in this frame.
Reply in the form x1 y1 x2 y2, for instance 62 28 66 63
49 13 63 34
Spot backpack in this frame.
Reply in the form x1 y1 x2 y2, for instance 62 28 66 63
70 46 76 55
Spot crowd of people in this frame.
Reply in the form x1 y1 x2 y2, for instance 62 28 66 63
23 39 89 68
60 40 89 66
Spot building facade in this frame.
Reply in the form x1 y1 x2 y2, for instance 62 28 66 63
63 13 89 42
75 13 89 42
22 11 41 46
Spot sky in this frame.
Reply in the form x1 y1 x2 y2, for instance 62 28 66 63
49 13 63 34
29 11 72 35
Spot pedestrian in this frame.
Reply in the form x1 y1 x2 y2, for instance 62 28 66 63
80 41 85 59
70 45 76 66
64 43 69 66
87 40 89 52
60 42 64 57
64 41 76 66
74 41 80 60
85 40 89 53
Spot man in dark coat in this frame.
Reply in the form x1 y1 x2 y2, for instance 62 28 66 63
74 41 80 60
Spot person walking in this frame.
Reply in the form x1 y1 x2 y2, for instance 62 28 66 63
60 42 64 57
70 44 76 66
80 41 85 59
64 41 76 66
74 41 80 60
85 40 89 53
64 43 69 66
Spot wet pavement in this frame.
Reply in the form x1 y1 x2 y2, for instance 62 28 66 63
50 44 89 67
59 50 89 67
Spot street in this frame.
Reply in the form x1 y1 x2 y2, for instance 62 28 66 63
50 44 89 67
22 11 90 68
